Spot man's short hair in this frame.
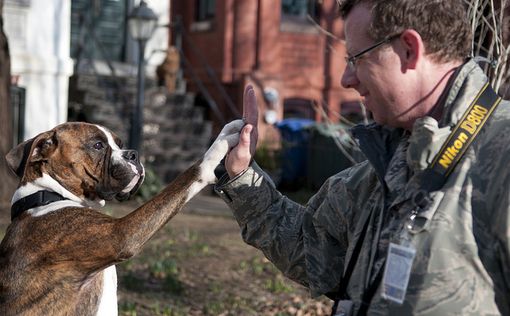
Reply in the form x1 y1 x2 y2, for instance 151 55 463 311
337 0 472 63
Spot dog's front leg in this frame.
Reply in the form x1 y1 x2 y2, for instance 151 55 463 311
108 119 244 262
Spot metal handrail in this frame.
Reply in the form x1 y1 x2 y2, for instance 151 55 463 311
172 17 241 118
179 48 226 124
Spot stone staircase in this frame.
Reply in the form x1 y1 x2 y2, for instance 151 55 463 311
143 89 212 182
68 74 212 183
68 74 135 142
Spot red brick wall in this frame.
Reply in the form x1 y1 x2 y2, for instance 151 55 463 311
171 0 362 138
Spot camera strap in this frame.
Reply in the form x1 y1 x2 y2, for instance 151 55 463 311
413 81 502 208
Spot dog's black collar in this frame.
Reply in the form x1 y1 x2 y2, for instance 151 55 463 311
11 190 67 220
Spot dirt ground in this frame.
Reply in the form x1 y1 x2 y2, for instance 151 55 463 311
0 192 333 316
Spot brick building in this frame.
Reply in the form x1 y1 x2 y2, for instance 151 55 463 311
171 0 362 144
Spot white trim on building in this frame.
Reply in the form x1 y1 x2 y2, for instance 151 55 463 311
4 0 74 139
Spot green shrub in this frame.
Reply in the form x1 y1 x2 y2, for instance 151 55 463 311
254 143 281 171
135 166 164 203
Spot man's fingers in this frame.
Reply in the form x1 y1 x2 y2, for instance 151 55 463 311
229 125 252 160
224 85 258 178
239 124 253 148
243 85 259 127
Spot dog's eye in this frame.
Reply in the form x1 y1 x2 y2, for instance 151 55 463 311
93 142 105 150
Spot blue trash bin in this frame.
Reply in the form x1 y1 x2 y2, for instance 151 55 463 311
276 118 314 186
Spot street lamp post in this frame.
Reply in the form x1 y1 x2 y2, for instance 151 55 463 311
128 0 158 152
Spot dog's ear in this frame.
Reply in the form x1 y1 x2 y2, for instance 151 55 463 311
5 131 57 178
5 138 35 178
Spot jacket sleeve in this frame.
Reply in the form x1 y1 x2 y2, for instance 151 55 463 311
479 105 510 315
214 161 360 297
493 172 510 314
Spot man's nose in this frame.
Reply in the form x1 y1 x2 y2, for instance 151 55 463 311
341 65 359 89
122 150 139 163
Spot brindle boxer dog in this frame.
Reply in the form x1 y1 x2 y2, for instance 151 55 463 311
0 120 243 316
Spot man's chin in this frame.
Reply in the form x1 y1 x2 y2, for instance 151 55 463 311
370 113 387 126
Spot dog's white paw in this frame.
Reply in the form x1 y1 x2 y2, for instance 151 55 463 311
201 119 244 183
184 120 243 202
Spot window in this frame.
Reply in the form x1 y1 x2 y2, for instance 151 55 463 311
70 0 128 62
196 0 215 22
281 0 320 22
281 0 321 33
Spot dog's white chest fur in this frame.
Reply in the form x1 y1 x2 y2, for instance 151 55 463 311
96 265 118 316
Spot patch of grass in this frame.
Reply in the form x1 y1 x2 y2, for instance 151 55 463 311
205 281 258 313
119 301 138 316
208 281 223 294
202 300 226 315
181 228 199 242
191 241 210 254
162 274 184 294
121 259 135 271
150 258 184 295
238 256 295 296
265 275 293 294
149 258 178 279
224 295 257 314
121 273 146 293
119 255 184 296
151 303 188 316
239 257 279 276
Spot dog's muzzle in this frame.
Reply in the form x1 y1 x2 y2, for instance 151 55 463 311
99 149 145 201
119 150 145 197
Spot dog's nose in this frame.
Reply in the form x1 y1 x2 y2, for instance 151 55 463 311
122 150 139 163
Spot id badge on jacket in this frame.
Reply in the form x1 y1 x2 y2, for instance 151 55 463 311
381 242 416 304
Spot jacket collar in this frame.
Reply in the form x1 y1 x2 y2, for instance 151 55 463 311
352 124 405 183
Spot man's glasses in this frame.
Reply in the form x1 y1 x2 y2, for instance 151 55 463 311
345 33 402 71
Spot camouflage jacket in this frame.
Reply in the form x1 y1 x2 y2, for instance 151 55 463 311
215 60 510 315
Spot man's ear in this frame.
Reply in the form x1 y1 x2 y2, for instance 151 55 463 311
5 131 57 178
400 29 423 70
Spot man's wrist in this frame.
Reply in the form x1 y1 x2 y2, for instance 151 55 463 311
227 168 248 179
226 159 254 179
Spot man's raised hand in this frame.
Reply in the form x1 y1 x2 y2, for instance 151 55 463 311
225 85 259 178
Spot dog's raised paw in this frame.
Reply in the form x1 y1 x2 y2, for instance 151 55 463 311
206 119 244 161
200 119 244 183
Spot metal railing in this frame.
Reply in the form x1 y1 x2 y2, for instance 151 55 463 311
171 16 241 122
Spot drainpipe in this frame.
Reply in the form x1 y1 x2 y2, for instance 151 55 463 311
254 0 262 71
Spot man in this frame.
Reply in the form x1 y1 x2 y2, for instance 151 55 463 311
215 0 510 315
